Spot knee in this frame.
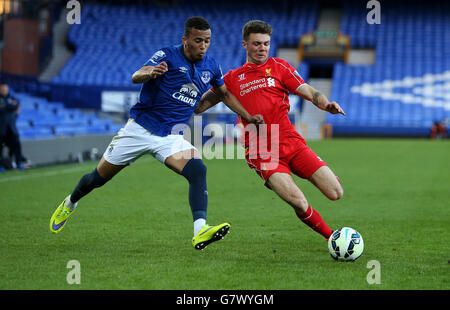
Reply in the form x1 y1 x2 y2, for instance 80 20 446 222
195 162 207 181
182 158 207 182
197 160 207 176
327 185 344 201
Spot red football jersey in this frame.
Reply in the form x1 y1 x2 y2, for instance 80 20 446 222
223 57 306 131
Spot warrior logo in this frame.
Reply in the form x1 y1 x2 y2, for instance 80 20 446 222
172 83 200 107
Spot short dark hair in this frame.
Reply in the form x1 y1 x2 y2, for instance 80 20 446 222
242 20 272 41
184 16 210 37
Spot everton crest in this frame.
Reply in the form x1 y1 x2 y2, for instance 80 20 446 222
201 71 211 84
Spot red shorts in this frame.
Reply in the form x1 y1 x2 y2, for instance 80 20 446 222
244 131 327 189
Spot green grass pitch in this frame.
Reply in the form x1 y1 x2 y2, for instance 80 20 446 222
0 138 449 290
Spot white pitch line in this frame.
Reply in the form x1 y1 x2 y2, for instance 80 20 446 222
0 166 91 183
0 157 155 183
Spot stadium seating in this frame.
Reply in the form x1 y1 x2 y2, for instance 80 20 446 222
30 0 450 138
14 92 123 140
52 0 318 87
327 0 450 135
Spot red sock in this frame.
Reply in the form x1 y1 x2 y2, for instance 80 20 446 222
295 206 333 239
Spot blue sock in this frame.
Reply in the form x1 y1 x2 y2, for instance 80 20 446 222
70 168 109 203
181 158 208 221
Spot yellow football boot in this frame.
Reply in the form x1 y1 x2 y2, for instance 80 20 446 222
192 223 230 250
50 197 75 233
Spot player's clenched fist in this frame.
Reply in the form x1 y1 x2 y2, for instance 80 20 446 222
247 114 265 125
149 61 168 79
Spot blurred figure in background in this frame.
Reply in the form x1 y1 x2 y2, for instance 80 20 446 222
430 120 447 139
0 82 26 171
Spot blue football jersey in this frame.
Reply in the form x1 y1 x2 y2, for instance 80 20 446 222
130 44 224 136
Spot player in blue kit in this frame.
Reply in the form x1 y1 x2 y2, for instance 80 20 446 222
49 17 263 250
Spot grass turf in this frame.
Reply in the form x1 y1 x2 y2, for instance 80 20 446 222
0 138 449 290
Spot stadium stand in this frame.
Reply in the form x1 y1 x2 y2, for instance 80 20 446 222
51 0 317 87
327 0 450 136
3 0 449 146
14 92 122 141
40 0 317 144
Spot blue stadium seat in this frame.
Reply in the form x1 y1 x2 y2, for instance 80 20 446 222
14 93 124 140
327 0 450 135
24 0 447 137
52 1 319 87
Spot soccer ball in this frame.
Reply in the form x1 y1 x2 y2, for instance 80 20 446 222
328 227 364 262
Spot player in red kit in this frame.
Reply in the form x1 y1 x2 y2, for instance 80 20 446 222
196 20 346 241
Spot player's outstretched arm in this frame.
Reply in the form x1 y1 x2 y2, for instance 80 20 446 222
213 85 264 124
296 84 346 116
195 89 222 114
131 62 168 84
